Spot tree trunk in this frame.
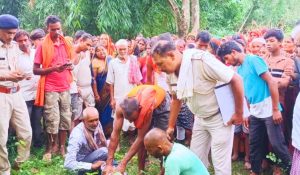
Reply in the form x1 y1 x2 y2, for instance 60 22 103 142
182 0 190 37
190 0 200 34
167 0 190 37
29 0 35 8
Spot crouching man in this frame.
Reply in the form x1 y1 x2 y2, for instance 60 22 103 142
104 85 170 175
64 107 108 174
144 128 209 175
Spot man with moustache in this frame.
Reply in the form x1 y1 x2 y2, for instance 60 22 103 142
64 107 107 173
15 30 43 148
0 14 32 174
33 15 74 160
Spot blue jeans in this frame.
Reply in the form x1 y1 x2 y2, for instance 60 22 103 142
82 147 108 163
78 147 108 175
249 116 291 174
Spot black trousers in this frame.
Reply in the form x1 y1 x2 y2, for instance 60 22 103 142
25 100 44 147
249 115 291 174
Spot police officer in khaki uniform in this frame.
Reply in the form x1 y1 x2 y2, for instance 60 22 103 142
0 14 32 175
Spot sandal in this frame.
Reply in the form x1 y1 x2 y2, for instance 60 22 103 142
42 153 52 162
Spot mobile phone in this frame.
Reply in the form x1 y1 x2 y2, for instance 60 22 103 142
63 63 73 67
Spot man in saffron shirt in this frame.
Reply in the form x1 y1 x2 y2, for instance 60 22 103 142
33 15 74 160
104 85 170 175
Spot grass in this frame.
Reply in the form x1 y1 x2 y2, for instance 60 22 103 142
9 135 275 175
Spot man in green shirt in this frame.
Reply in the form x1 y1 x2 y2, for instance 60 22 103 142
144 128 209 175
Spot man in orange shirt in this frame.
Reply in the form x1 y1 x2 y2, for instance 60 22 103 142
104 85 170 175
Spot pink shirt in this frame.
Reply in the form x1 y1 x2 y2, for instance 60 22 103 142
34 42 70 92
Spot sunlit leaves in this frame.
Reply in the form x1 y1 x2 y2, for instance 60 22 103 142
3 0 300 39
97 0 133 39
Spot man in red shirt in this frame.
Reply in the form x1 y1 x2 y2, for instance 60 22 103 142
33 15 74 161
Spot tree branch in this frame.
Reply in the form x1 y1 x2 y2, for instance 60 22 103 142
167 0 181 18
190 0 199 34
183 0 190 33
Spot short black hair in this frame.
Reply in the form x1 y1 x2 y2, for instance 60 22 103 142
196 31 211 43
233 38 246 48
74 30 86 41
45 15 61 27
151 40 176 56
158 32 173 42
209 41 219 55
137 37 148 45
14 29 30 41
80 33 93 41
217 41 242 61
264 28 284 42
30 28 45 40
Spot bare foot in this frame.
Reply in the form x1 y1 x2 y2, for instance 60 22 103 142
261 159 270 170
232 154 239 161
60 145 66 157
244 161 251 170
52 143 59 154
42 152 52 161
273 166 282 175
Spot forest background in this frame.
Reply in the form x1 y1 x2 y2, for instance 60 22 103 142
1 0 300 40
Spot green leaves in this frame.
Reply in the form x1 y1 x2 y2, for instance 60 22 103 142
0 0 23 17
2 0 299 39
15 139 27 148
96 0 133 40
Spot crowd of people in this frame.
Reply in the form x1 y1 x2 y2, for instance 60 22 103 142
0 13 300 175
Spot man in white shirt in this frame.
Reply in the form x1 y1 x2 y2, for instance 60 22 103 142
73 33 95 123
69 31 86 128
64 107 107 175
15 30 43 148
106 39 142 132
152 40 244 175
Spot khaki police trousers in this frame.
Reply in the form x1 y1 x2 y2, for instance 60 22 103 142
0 92 32 175
190 114 234 175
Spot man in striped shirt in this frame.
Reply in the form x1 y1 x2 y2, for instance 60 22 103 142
264 29 294 107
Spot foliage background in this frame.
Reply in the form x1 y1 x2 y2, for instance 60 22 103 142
0 0 300 40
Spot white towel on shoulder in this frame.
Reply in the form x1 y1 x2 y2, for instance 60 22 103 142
176 49 205 99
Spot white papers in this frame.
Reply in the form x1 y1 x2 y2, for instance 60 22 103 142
214 83 250 125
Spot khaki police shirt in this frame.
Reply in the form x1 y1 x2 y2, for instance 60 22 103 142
167 54 234 118
0 40 21 87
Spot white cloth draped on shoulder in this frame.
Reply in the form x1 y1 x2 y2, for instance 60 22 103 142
176 49 206 100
